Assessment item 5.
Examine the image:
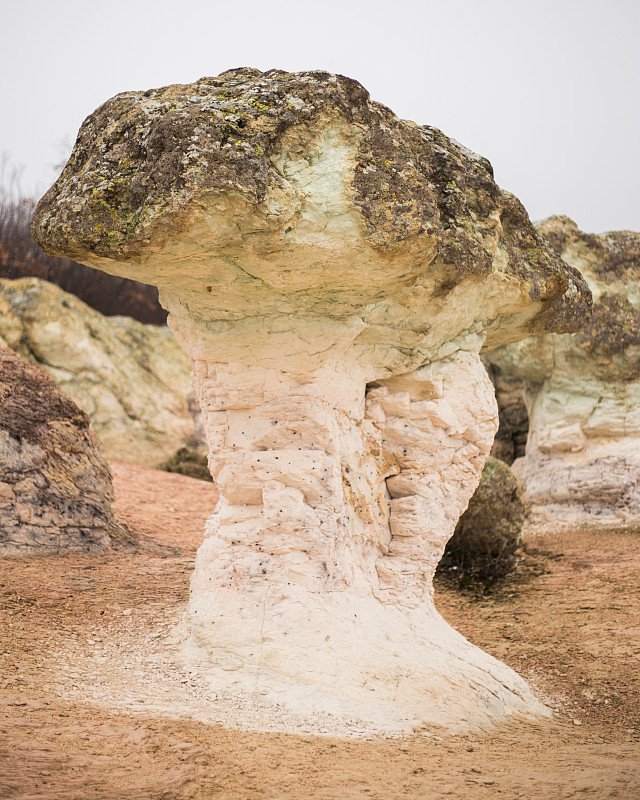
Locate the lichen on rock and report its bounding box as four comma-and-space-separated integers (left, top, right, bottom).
33, 69, 589, 346
32, 69, 591, 735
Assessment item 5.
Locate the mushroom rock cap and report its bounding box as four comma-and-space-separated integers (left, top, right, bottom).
490, 217, 640, 383
537, 216, 640, 380
32, 68, 590, 365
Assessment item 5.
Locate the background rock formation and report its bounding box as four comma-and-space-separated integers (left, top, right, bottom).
0, 277, 194, 466
32, 69, 590, 734
0, 347, 121, 555
159, 446, 212, 482
483, 361, 528, 465
487, 216, 640, 533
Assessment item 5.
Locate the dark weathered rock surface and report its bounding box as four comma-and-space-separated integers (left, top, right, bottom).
32, 69, 590, 348
0, 347, 121, 555
444, 457, 524, 580
159, 447, 212, 482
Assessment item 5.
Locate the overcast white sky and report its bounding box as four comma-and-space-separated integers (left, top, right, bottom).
1, 0, 638, 233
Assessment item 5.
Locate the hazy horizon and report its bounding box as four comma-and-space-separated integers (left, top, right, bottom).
2, 0, 638, 234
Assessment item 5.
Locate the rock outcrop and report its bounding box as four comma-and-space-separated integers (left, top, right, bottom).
0, 277, 194, 466
0, 347, 120, 555
443, 456, 524, 580
487, 216, 640, 534
32, 69, 590, 734
159, 446, 212, 482
489, 218, 640, 532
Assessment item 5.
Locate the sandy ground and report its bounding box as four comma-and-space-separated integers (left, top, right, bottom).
1, 460, 639, 799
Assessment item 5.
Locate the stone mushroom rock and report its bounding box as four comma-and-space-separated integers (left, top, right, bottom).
487, 215, 640, 534
0, 346, 121, 555
0, 276, 194, 466
31, 69, 590, 734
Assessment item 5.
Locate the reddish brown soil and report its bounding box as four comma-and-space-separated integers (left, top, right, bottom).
1, 461, 638, 799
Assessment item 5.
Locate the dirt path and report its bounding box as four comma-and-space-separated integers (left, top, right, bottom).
1, 461, 638, 799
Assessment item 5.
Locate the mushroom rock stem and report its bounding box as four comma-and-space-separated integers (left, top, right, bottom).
172, 308, 527, 729
369, 348, 498, 606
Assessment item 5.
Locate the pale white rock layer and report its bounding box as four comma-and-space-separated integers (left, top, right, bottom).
489, 337, 640, 534
31, 70, 590, 734
487, 217, 640, 534
175, 314, 543, 732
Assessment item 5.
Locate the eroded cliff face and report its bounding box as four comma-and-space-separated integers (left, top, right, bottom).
0, 347, 120, 555
31, 69, 590, 734
487, 216, 640, 533
0, 277, 193, 466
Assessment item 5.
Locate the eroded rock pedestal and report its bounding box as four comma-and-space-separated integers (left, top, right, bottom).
488, 217, 640, 534
180, 330, 511, 728
32, 69, 590, 733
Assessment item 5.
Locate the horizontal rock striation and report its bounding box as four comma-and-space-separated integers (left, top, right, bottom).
32, 69, 590, 734
487, 216, 640, 533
